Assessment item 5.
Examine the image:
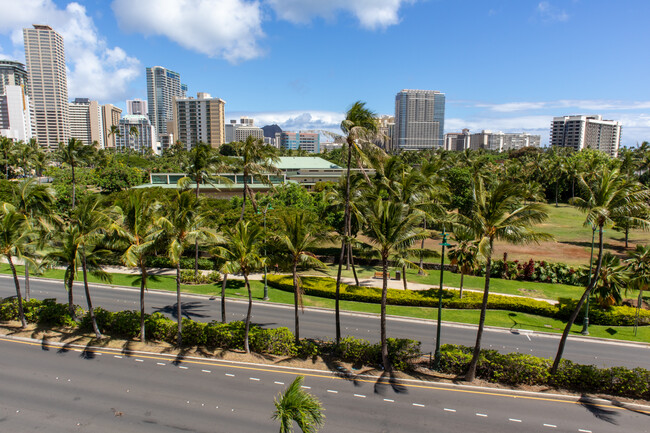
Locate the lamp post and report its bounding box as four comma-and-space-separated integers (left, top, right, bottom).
581, 225, 597, 335
258, 204, 273, 301
433, 226, 452, 370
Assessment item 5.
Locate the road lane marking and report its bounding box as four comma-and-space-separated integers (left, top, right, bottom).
179, 366, 188, 369
476, 413, 487, 417
274, 381, 284, 385
327, 390, 338, 393
202, 369, 211, 373
225, 373, 235, 377
509, 418, 522, 422
444, 408, 456, 412
578, 430, 592, 433
384, 399, 394, 403
157, 362, 166, 366
354, 394, 366, 398
250, 377, 260, 381
543, 424, 557, 428
135, 359, 143, 362
114, 355, 122, 359
301, 386, 311, 389
413, 403, 425, 407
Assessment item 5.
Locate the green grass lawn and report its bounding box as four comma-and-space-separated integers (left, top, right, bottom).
2, 264, 648, 343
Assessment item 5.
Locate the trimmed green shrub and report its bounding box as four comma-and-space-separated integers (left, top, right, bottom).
181, 319, 207, 346
180, 270, 221, 285
250, 327, 297, 356
145, 313, 176, 341
37, 299, 76, 327
146, 256, 216, 270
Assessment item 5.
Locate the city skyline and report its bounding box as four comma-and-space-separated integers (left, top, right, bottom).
0, 1, 649, 146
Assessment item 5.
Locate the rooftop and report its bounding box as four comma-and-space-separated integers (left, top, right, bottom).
276, 157, 341, 170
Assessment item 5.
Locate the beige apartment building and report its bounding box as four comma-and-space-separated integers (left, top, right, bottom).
172, 92, 225, 149
551, 115, 621, 157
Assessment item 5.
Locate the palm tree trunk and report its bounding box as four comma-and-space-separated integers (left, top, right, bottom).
7, 255, 26, 328
195, 184, 201, 278
459, 271, 465, 299
380, 253, 391, 372
466, 241, 493, 382
345, 241, 351, 270
625, 227, 629, 249
140, 264, 147, 342
176, 262, 182, 346
348, 242, 359, 286
292, 262, 300, 344
67, 271, 75, 320
221, 273, 228, 323
81, 253, 102, 339
555, 181, 559, 207
402, 264, 408, 290
419, 219, 426, 275
334, 238, 345, 344
24, 265, 30, 301
243, 272, 252, 354
239, 171, 248, 222
551, 227, 605, 374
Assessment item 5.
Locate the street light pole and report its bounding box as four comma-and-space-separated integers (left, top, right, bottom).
581, 225, 596, 335
433, 226, 452, 370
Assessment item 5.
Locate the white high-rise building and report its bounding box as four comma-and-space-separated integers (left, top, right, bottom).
117, 115, 155, 153
172, 92, 225, 149
23, 25, 69, 150
126, 98, 148, 116
551, 115, 621, 157
146, 66, 187, 138
0, 85, 33, 141
394, 89, 445, 150
68, 98, 104, 148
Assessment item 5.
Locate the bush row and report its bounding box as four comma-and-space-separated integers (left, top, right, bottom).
475, 259, 585, 286
439, 344, 650, 400
1, 298, 648, 399
267, 275, 650, 327
145, 256, 218, 271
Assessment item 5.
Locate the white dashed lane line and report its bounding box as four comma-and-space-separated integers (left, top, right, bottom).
178, 366, 188, 370
383, 399, 394, 403
114, 355, 122, 359
225, 373, 235, 377
543, 424, 557, 428
578, 430, 592, 433
443, 408, 456, 412
509, 419, 522, 423
476, 413, 488, 417
354, 394, 366, 398
301, 385, 311, 389
274, 381, 284, 385
412, 403, 425, 408
157, 362, 165, 366
135, 359, 143, 362
327, 390, 338, 394
250, 377, 260, 381
201, 369, 211, 373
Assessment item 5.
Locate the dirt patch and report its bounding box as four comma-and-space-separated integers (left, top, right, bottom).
1, 322, 647, 407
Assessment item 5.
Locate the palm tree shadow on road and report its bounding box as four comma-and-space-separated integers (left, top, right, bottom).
578, 395, 619, 425
153, 301, 209, 320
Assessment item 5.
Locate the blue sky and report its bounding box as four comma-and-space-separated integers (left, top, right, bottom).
1, 0, 649, 146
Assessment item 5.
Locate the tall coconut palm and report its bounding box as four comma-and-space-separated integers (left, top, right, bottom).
232, 136, 280, 221
157, 189, 212, 346
214, 220, 264, 353
0, 136, 16, 179
590, 252, 630, 307
626, 245, 650, 334
362, 199, 428, 371
111, 189, 162, 341
551, 169, 650, 373
57, 137, 91, 209
458, 177, 551, 382
107, 124, 121, 148
277, 213, 325, 343
129, 125, 139, 152
273, 376, 325, 433
335, 101, 378, 343
44, 224, 83, 319
448, 225, 479, 299
0, 204, 32, 327
71, 195, 112, 339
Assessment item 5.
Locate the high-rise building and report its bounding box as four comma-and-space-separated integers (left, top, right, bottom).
551, 115, 621, 157
393, 89, 445, 150
467, 130, 540, 152
375, 115, 395, 151
146, 66, 187, 138
444, 129, 470, 151
23, 25, 69, 150
126, 98, 148, 116
117, 114, 155, 153
0, 60, 29, 97
68, 98, 104, 147
0, 85, 33, 141
172, 92, 225, 149
101, 104, 122, 149
225, 117, 264, 143
279, 131, 321, 153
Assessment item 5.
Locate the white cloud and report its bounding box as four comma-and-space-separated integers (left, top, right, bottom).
476, 102, 548, 112
111, 0, 264, 63
536, 1, 569, 22
475, 99, 650, 113
266, 0, 415, 29
0, 1, 140, 102
227, 110, 344, 134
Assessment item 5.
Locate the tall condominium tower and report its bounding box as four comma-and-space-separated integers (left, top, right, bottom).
68, 98, 104, 148
146, 66, 187, 138
126, 98, 148, 116
23, 25, 69, 150
172, 92, 225, 149
393, 89, 445, 150
0, 60, 29, 96
551, 115, 621, 157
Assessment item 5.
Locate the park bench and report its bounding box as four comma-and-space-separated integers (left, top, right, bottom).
374, 271, 389, 279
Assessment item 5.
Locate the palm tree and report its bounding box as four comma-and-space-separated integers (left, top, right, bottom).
214, 220, 264, 353
626, 245, 650, 334
232, 136, 280, 221
362, 199, 427, 371
111, 189, 162, 341
277, 213, 325, 343
71, 195, 112, 339
335, 101, 378, 343
157, 189, 211, 346
591, 252, 630, 307
458, 177, 551, 382
551, 169, 650, 373
107, 124, 121, 149
0, 204, 32, 327
448, 225, 479, 299
0, 136, 16, 179
272, 376, 324, 433
45, 224, 83, 319
129, 125, 139, 152
57, 137, 91, 209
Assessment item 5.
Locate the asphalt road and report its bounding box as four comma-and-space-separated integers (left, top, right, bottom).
1, 274, 649, 369
0, 336, 648, 432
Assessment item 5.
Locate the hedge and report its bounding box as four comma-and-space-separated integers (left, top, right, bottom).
267, 275, 650, 327
1, 298, 648, 399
